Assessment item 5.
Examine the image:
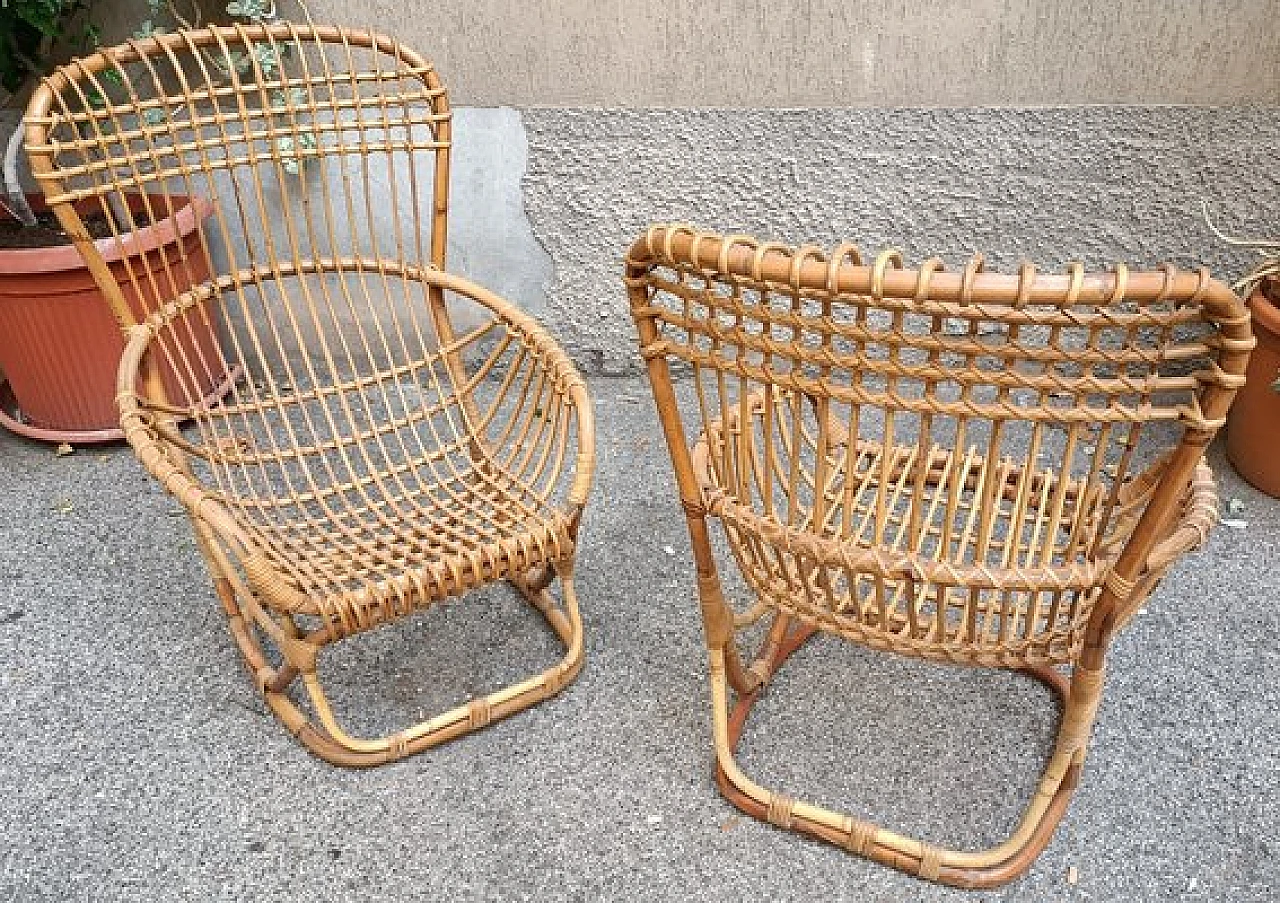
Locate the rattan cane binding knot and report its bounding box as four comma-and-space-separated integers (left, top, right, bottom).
766, 793, 796, 829
1103, 570, 1136, 599
467, 697, 493, 729
918, 845, 943, 881
843, 818, 876, 855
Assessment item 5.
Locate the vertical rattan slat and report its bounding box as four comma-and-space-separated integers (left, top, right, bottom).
22, 24, 594, 767
626, 224, 1252, 887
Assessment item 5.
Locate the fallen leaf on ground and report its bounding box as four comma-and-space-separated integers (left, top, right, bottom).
53, 498, 74, 514
54, 443, 74, 457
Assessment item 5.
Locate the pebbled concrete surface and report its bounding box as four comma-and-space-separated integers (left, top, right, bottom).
523, 106, 1280, 373
1, 377, 1277, 901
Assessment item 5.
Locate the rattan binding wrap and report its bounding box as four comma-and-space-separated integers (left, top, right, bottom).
23, 24, 595, 767
627, 224, 1252, 886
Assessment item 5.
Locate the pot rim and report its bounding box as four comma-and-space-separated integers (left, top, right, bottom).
0, 193, 213, 276
1248, 287, 1280, 339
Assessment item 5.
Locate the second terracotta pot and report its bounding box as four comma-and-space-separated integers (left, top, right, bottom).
1226, 287, 1280, 498
0, 193, 230, 443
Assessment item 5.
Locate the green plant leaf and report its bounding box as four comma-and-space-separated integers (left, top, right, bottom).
0, 0, 95, 89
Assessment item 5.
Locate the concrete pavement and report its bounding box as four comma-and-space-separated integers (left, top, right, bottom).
1, 376, 1276, 901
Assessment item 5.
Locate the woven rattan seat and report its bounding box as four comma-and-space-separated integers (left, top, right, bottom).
693, 397, 1217, 667
24, 24, 595, 767
627, 225, 1252, 886
244, 453, 575, 620
247, 470, 571, 597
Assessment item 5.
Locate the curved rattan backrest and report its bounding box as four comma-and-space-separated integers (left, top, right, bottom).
627, 226, 1251, 626
24, 23, 455, 403
23, 25, 586, 543
26, 23, 451, 314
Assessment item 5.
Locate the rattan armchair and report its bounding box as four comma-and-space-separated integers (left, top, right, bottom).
23, 24, 594, 767
626, 225, 1252, 887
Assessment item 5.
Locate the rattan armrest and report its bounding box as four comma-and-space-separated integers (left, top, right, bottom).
116, 264, 596, 530
114, 324, 251, 554
1108, 459, 1218, 630
1145, 459, 1218, 572
431, 268, 596, 515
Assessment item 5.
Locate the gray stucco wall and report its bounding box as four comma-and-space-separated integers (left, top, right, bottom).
11, 3, 1280, 377
521, 106, 1280, 373
445, 109, 554, 314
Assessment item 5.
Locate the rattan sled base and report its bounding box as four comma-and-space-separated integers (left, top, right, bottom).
708, 612, 1081, 889
210, 551, 583, 767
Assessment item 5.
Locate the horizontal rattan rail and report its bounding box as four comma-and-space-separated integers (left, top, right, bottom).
627, 223, 1252, 887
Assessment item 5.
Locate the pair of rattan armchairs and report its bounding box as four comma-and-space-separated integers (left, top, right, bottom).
23, 24, 1253, 889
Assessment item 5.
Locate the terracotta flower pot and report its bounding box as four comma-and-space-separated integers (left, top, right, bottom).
1226, 287, 1280, 498
0, 193, 232, 443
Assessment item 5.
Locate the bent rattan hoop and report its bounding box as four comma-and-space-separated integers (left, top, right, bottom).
23, 23, 595, 767
626, 224, 1252, 887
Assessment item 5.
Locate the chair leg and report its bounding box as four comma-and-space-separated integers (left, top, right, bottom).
210, 555, 584, 768
706, 632, 1105, 888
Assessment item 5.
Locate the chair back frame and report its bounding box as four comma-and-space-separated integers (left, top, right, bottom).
627, 225, 1253, 665
25, 23, 452, 332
